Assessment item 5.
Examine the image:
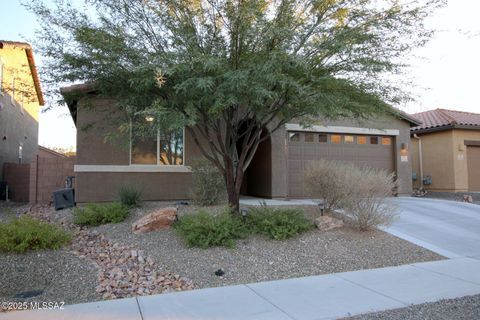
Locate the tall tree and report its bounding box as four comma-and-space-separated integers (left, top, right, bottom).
27, 0, 443, 211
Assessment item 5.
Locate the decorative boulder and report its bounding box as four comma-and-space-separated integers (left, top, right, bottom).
314, 216, 344, 231
132, 207, 177, 234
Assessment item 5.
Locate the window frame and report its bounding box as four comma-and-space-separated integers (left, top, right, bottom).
129, 119, 186, 166
330, 134, 342, 144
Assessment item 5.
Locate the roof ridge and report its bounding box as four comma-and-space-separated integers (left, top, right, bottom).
436, 108, 457, 125
438, 108, 479, 116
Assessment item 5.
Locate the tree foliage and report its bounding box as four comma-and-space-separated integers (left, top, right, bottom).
27, 0, 443, 210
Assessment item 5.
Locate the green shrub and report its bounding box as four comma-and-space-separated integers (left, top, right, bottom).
247, 205, 313, 240
191, 158, 226, 206
0, 216, 71, 253
174, 210, 248, 248
73, 203, 130, 226
118, 186, 142, 207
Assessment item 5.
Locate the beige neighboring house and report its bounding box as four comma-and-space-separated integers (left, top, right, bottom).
0, 40, 44, 181
411, 108, 480, 192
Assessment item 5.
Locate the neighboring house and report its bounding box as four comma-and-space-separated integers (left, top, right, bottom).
410, 108, 480, 192
0, 40, 44, 181
62, 84, 420, 202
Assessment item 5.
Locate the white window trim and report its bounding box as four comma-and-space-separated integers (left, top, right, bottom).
129, 119, 186, 166
285, 123, 399, 136
74, 165, 191, 173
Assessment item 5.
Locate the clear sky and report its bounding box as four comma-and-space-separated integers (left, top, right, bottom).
1, 0, 479, 149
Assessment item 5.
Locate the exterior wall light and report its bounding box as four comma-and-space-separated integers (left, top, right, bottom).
400, 142, 408, 156
318, 199, 325, 216
145, 116, 154, 122
240, 208, 249, 223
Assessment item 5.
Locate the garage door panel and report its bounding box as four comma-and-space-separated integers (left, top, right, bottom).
467, 146, 480, 191
288, 132, 395, 198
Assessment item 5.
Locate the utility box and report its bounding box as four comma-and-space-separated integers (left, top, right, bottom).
53, 188, 75, 210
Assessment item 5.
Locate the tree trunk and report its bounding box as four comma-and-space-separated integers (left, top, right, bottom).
224, 159, 244, 213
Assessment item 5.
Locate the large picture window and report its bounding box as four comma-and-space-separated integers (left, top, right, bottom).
131, 116, 184, 165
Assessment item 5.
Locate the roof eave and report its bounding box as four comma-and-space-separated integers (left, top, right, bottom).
60, 83, 97, 127
411, 124, 480, 135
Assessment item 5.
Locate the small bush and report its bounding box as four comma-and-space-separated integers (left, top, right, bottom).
0, 216, 71, 253
342, 166, 398, 231
306, 160, 398, 231
191, 158, 226, 206
304, 160, 349, 212
247, 204, 313, 240
73, 203, 130, 226
118, 186, 142, 207
174, 210, 248, 248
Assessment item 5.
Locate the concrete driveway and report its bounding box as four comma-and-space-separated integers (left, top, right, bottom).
385, 197, 480, 259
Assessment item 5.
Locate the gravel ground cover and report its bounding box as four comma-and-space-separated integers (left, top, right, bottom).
422, 191, 480, 204
0, 200, 445, 307
343, 294, 480, 320
93, 201, 445, 289
0, 249, 99, 305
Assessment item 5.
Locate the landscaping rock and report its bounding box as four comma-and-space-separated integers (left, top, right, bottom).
314, 215, 344, 231
131, 207, 177, 234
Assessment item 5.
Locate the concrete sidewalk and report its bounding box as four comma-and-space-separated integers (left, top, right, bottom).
3, 257, 480, 320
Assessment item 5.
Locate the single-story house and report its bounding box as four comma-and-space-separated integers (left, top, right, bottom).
411, 108, 480, 192
62, 84, 420, 202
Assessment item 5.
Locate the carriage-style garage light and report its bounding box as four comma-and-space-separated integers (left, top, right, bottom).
400, 142, 408, 156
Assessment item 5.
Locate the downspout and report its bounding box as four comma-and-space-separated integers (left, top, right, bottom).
413, 134, 423, 189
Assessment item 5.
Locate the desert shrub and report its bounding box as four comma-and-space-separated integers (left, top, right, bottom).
304, 159, 349, 212
0, 216, 71, 253
174, 210, 248, 248
191, 158, 226, 206
247, 204, 313, 240
73, 203, 130, 226
118, 186, 142, 207
341, 167, 398, 231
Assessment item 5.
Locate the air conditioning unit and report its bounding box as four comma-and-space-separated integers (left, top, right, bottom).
53, 188, 75, 210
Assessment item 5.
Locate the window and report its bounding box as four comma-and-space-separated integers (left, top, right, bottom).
370, 136, 379, 145
304, 132, 314, 142
289, 132, 300, 142
382, 137, 392, 145
318, 134, 328, 143
331, 134, 342, 144
357, 136, 367, 145
131, 116, 184, 165
344, 135, 354, 144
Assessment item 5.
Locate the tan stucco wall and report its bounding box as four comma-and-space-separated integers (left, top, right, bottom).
0, 45, 40, 121
411, 130, 455, 191
75, 96, 206, 202
411, 129, 480, 192
0, 44, 40, 180
452, 129, 480, 191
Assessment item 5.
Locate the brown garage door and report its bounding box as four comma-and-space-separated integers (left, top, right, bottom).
467, 146, 480, 191
287, 131, 395, 198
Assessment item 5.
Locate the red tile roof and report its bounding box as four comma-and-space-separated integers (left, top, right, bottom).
411, 108, 480, 132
